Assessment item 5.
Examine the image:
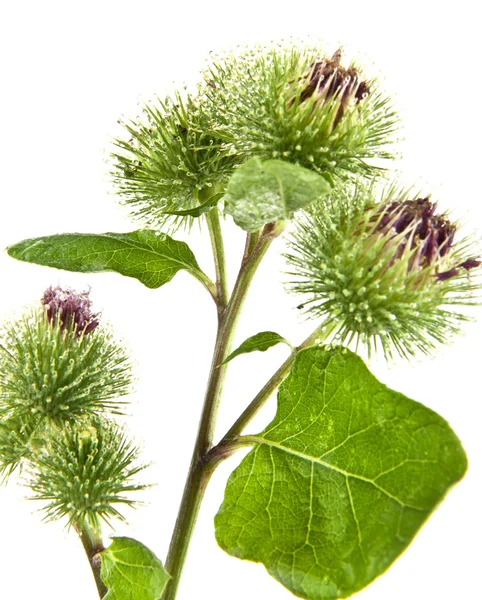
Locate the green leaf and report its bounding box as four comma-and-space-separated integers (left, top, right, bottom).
162, 192, 224, 217
100, 537, 170, 600
7, 230, 205, 289
221, 331, 292, 365
215, 347, 467, 600
224, 158, 333, 232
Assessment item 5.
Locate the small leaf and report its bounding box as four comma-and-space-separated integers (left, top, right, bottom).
221, 331, 292, 365
162, 192, 224, 217
215, 346, 467, 600
224, 158, 333, 232
7, 230, 205, 289
100, 537, 170, 600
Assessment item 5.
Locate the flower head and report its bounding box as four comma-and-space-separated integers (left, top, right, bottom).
0, 289, 132, 425
201, 42, 398, 181
373, 198, 454, 263
286, 183, 481, 359
28, 419, 148, 532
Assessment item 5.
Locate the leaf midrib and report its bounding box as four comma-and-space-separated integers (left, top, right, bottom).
242, 435, 428, 512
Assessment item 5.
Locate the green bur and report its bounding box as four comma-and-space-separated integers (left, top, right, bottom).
215, 346, 466, 599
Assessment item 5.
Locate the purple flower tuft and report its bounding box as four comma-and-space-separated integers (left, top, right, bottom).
299, 50, 370, 126
375, 198, 455, 263
374, 198, 480, 279
41, 286, 99, 336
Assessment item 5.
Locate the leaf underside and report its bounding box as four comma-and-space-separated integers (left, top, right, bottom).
215, 346, 467, 600
223, 158, 333, 232
7, 230, 203, 289
221, 331, 291, 365
100, 537, 170, 600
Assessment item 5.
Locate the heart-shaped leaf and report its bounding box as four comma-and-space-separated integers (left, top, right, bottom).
215, 346, 467, 600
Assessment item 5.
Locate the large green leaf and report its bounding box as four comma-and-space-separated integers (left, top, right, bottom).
7, 230, 205, 289
215, 347, 467, 600
224, 158, 332, 232
220, 331, 292, 365
100, 537, 170, 600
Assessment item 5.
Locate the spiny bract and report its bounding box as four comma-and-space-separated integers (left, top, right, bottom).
286, 182, 481, 359
0, 415, 44, 479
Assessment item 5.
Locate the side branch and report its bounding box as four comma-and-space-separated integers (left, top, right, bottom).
216, 324, 329, 446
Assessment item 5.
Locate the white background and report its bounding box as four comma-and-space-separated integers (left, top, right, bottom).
0, 2, 481, 599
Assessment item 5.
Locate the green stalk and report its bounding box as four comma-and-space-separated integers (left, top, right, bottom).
77, 523, 107, 599
205, 207, 229, 311
163, 223, 280, 600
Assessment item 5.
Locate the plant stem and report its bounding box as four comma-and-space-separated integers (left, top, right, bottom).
205, 207, 229, 311
163, 224, 280, 600
77, 524, 107, 599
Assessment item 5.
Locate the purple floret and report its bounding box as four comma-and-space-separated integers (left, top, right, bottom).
42, 286, 99, 336
374, 198, 480, 280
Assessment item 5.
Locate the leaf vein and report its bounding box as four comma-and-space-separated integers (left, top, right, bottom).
243, 435, 427, 511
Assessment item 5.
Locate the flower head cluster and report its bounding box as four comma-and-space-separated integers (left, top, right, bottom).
111, 42, 398, 230
29, 419, 147, 531
286, 183, 481, 358
0, 288, 132, 428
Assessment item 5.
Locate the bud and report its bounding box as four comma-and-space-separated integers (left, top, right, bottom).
0, 288, 133, 426
112, 91, 240, 230
286, 184, 481, 358
28, 419, 148, 532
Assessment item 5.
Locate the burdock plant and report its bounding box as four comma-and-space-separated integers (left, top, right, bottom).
1, 41, 480, 600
